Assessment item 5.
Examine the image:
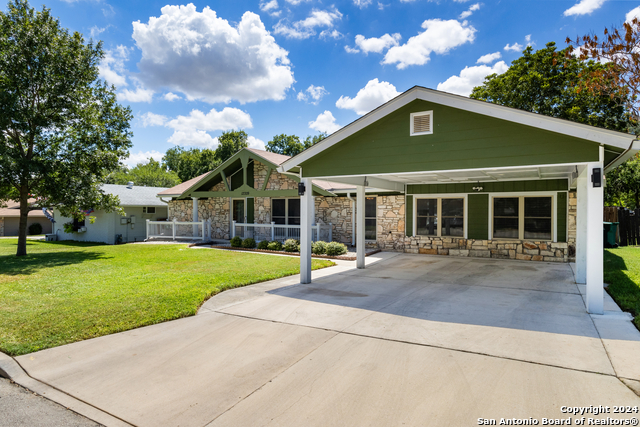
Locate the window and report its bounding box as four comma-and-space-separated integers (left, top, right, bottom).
72, 217, 85, 231
410, 111, 433, 136
416, 197, 464, 237
143, 207, 156, 214
365, 197, 376, 240
272, 198, 300, 225
492, 196, 552, 240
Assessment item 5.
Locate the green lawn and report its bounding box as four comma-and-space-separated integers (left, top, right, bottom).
604, 247, 640, 329
0, 240, 334, 356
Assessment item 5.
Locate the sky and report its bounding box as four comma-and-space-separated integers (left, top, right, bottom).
11, 0, 640, 166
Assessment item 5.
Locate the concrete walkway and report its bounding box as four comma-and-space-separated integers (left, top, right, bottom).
6, 253, 640, 426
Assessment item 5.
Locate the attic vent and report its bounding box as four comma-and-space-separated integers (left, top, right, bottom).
410, 111, 433, 136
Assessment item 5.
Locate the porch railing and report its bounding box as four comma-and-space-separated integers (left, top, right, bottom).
146, 219, 211, 241
231, 221, 332, 242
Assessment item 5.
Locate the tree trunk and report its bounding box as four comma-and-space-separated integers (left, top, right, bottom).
16, 186, 30, 256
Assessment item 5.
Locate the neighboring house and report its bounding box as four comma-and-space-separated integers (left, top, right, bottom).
0, 199, 52, 236
53, 184, 169, 244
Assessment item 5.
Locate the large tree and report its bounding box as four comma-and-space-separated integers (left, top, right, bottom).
106, 159, 181, 188
470, 42, 629, 132
214, 130, 248, 163
162, 146, 219, 182
605, 154, 640, 209
0, 0, 133, 256
266, 132, 326, 157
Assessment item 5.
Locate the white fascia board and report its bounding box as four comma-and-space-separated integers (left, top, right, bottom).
279, 87, 635, 173
604, 140, 640, 173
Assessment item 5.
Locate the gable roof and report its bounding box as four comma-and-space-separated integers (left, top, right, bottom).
101, 184, 169, 207
0, 199, 47, 218
280, 86, 638, 174
158, 148, 357, 198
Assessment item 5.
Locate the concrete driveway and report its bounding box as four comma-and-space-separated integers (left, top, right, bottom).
12, 252, 640, 427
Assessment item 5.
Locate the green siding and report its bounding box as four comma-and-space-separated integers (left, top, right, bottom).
246, 198, 254, 223
467, 194, 489, 240
301, 100, 600, 178
408, 179, 568, 195
405, 195, 413, 237
557, 192, 567, 243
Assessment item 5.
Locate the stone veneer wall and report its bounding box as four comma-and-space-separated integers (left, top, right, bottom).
375, 195, 406, 250
0, 217, 4, 236
567, 190, 577, 261
315, 197, 353, 245
167, 198, 230, 239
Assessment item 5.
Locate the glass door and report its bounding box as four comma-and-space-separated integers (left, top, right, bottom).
233, 199, 245, 238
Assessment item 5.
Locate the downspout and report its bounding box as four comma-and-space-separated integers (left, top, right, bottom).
346, 192, 356, 246
604, 138, 640, 173
158, 197, 171, 204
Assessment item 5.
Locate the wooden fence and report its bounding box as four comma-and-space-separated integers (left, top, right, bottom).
604, 206, 640, 246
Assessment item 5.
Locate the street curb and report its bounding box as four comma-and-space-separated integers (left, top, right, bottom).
0, 352, 133, 427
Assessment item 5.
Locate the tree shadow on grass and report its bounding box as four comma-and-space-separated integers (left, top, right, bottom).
604, 250, 640, 329
0, 241, 110, 276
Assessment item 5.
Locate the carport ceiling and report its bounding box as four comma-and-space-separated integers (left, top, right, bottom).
333, 164, 577, 185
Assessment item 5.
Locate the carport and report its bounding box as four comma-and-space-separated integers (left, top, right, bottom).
279, 86, 640, 314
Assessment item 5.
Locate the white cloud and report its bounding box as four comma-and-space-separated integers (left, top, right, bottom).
320, 29, 343, 39
336, 78, 400, 115
350, 33, 401, 54
383, 19, 476, 69
504, 34, 533, 52
132, 5, 294, 104
140, 112, 167, 127
626, 6, 640, 23
247, 136, 266, 150
99, 45, 130, 88
344, 45, 360, 54
459, 3, 480, 19
308, 111, 341, 134
260, 0, 278, 12
163, 92, 181, 102
165, 107, 253, 147
118, 86, 154, 103
284, 0, 310, 4
477, 51, 501, 64
297, 85, 329, 104
564, 0, 606, 16
504, 42, 523, 52
102, 4, 115, 17
436, 60, 509, 96
90, 25, 109, 39
125, 150, 166, 167
353, 0, 373, 8
274, 8, 342, 39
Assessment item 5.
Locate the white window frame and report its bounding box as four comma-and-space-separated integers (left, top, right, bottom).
271, 197, 300, 225
365, 196, 377, 242
143, 207, 156, 214
410, 111, 433, 136
413, 194, 467, 238
488, 192, 557, 242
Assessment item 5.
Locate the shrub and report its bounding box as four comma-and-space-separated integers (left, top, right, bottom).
28, 222, 43, 235
242, 238, 256, 248
267, 241, 282, 251
230, 236, 242, 247
325, 241, 348, 256
257, 240, 269, 250
283, 239, 299, 252
312, 241, 327, 255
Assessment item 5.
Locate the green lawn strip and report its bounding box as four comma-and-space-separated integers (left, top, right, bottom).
0, 240, 334, 356
604, 247, 640, 330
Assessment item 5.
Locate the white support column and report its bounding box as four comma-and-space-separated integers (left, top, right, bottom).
575, 166, 587, 284
356, 185, 365, 269
192, 197, 199, 238
586, 153, 604, 314
300, 178, 314, 284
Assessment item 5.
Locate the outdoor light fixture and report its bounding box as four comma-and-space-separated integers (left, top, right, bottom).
591, 168, 602, 188
298, 182, 306, 196
473, 186, 484, 192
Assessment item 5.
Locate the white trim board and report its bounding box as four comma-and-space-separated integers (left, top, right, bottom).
280, 86, 636, 173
